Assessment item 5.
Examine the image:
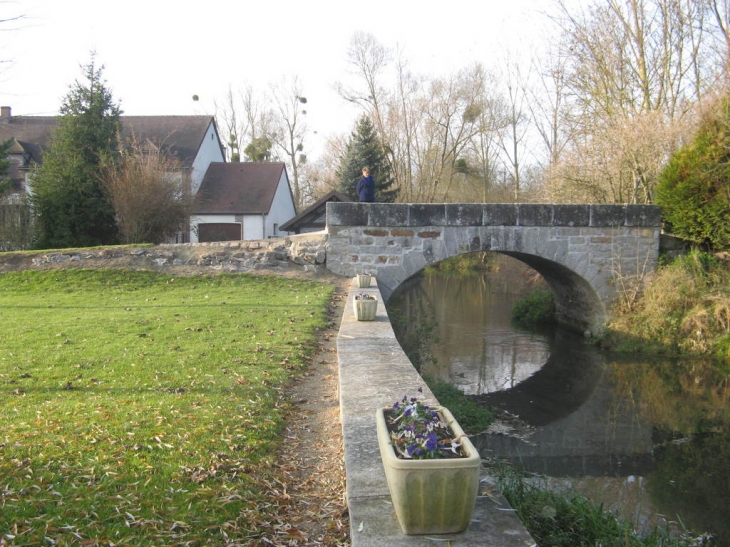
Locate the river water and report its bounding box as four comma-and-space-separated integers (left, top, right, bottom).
387, 258, 729, 545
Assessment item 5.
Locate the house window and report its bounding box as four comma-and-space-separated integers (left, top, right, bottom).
273, 223, 278, 235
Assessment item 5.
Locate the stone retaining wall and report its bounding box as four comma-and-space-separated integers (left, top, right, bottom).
0, 233, 330, 276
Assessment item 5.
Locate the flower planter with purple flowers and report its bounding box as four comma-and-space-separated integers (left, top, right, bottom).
376, 393, 481, 535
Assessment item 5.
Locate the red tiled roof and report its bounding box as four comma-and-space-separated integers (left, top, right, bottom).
193, 162, 287, 215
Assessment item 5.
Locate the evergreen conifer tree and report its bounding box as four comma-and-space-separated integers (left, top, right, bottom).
0, 139, 13, 196
337, 116, 398, 202
30, 56, 122, 248
656, 96, 730, 251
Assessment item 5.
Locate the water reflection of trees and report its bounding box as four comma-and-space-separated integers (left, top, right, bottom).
609, 357, 729, 544
609, 357, 729, 435
650, 430, 730, 546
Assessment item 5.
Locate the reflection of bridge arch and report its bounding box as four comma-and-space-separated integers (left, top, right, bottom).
470, 330, 655, 477
473, 329, 604, 426
326, 203, 661, 335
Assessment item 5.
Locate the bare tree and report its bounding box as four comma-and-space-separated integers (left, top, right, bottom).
270, 76, 310, 209
496, 59, 531, 200
214, 85, 277, 162
546, 0, 720, 204
103, 137, 192, 244
336, 32, 400, 191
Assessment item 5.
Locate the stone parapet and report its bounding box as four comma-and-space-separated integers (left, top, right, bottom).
327, 203, 662, 228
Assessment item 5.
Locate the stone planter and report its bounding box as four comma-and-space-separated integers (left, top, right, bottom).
375, 406, 481, 535
354, 297, 377, 321
357, 274, 372, 288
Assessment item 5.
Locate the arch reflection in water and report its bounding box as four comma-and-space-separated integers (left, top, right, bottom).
389, 265, 653, 476
389, 263, 727, 543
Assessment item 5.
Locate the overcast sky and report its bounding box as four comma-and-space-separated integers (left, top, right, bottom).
1, 0, 559, 159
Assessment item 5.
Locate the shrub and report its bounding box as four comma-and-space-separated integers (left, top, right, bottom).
512, 288, 555, 327
656, 96, 730, 251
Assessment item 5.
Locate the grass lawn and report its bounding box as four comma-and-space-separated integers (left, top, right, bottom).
0, 269, 334, 546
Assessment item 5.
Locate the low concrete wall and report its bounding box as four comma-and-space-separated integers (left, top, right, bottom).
337, 277, 535, 546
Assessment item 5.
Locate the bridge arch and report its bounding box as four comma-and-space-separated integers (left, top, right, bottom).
325, 203, 662, 335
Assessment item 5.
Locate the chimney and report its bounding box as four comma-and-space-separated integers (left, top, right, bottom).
0, 106, 11, 123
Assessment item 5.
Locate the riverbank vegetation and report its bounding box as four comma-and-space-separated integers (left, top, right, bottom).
490, 460, 714, 547
424, 375, 495, 434
511, 287, 556, 328
423, 251, 501, 274
0, 270, 333, 546
604, 250, 730, 362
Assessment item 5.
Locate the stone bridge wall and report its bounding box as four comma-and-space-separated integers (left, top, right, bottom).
325, 203, 662, 334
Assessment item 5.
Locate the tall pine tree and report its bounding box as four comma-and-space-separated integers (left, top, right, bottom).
337, 116, 398, 202
30, 56, 122, 248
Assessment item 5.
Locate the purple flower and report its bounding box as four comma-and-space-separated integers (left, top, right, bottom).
426, 433, 438, 451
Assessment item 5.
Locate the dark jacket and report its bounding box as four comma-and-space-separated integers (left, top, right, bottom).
356, 175, 375, 202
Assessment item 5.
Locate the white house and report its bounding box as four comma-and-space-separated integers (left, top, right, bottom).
191, 162, 295, 242
0, 108, 226, 204
118, 115, 226, 197
0, 107, 297, 243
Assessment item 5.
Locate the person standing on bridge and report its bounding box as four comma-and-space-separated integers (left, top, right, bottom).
356, 167, 375, 202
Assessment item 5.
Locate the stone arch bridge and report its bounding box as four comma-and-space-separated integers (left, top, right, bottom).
324, 202, 662, 335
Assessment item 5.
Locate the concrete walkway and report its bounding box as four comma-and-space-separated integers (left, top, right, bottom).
337, 278, 536, 547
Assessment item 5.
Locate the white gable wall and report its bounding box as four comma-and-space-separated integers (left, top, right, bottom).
190, 121, 225, 195
266, 169, 296, 237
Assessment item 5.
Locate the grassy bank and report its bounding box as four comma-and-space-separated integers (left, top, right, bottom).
489, 461, 713, 547
605, 250, 730, 361
0, 269, 333, 546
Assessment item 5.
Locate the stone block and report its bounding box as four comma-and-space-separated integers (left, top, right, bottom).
484, 203, 518, 225
591, 204, 626, 226
422, 240, 437, 263
326, 202, 369, 226
518, 204, 553, 226
369, 204, 409, 226
445, 204, 484, 226
408, 204, 447, 226
625, 204, 662, 227
363, 228, 389, 238
403, 251, 427, 274
553, 204, 590, 226
430, 239, 448, 263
